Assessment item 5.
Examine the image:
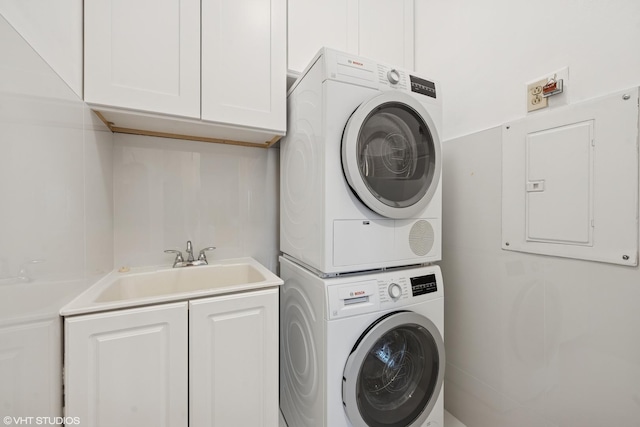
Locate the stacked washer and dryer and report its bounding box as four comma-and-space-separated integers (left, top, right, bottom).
279, 48, 445, 427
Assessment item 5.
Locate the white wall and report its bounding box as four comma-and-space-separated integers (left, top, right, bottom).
0, 14, 113, 416
0, 1, 83, 98
415, 0, 640, 141
415, 2, 640, 426
113, 134, 280, 273
442, 128, 640, 427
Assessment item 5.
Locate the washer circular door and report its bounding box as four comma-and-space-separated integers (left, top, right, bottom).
342, 91, 442, 219
342, 311, 445, 427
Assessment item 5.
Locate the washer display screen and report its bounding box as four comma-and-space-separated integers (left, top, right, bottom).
410, 75, 437, 98
410, 274, 437, 296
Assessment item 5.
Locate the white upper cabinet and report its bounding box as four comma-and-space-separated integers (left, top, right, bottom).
202, 0, 286, 132
288, 0, 414, 73
84, 0, 201, 118
84, 0, 286, 146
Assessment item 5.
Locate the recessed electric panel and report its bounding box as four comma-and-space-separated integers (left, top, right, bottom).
526, 121, 594, 245
502, 88, 639, 266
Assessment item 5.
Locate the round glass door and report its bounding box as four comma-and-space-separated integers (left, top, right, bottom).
342, 312, 445, 427
342, 91, 441, 219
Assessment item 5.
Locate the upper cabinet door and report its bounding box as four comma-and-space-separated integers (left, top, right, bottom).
288, 0, 414, 72
84, 0, 200, 118
201, 0, 286, 134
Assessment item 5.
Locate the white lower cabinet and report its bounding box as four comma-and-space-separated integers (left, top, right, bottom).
64, 288, 279, 427
189, 288, 279, 427
64, 302, 189, 426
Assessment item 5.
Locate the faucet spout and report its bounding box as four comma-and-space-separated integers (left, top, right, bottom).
185, 240, 195, 262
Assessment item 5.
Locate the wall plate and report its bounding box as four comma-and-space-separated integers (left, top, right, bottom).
503, 88, 639, 266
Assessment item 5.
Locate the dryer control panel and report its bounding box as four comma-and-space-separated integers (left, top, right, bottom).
377, 64, 409, 90
327, 265, 443, 319
375, 64, 437, 99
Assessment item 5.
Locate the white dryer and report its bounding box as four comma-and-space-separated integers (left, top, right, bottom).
279, 256, 445, 427
280, 48, 443, 275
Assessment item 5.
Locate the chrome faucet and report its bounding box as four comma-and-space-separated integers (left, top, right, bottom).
185, 240, 195, 262
165, 241, 216, 268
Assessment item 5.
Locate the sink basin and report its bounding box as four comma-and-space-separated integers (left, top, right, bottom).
96, 263, 266, 302
61, 257, 283, 316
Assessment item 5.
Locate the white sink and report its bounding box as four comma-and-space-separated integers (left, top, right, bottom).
61, 257, 282, 316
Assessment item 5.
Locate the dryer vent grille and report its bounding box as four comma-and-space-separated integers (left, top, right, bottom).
409, 220, 435, 256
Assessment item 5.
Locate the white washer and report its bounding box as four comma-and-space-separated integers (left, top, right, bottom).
281, 48, 443, 275
279, 256, 445, 427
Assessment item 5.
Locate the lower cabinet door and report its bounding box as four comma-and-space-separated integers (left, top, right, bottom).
189, 288, 279, 427
64, 302, 188, 427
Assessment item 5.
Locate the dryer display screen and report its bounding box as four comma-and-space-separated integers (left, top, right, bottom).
410, 274, 438, 296
410, 75, 436, 99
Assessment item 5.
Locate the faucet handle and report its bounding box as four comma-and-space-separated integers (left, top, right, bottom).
197, 247, 216, 262
164, 250, 184, 263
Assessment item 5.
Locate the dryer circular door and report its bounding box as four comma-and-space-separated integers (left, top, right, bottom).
341, 91, 442, 219
342, 311, 445, 427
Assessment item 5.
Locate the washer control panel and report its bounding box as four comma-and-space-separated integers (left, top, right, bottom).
378, 277, 410, 304
327, 265, 442, 319
377, 271, 439, 309
410, 274, 438, 296
387, 282, 403, 299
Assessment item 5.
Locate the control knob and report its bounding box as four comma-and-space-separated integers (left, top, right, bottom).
388, 283, 402, 300
387, 69, 400, 85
